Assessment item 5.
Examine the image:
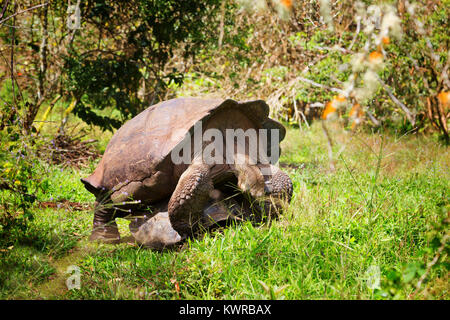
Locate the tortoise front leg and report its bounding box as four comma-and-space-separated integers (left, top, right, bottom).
256, 164, 293, 220
89, 200, 121, 244
168, 163, 214, 237
262, 165, 293, 202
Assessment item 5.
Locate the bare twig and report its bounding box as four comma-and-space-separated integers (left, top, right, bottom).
218, 0, 226, 48
38, 3, 48, 101
10, 2, 16, 107
377, 76, 416, 126
296, 76, 344, 94
0, 2, 48, 25
0, 0, 10, 21
313, 45, 353, 54
299, 110, 310, 129
347, 17, 361, 51
366, 110, 381, 127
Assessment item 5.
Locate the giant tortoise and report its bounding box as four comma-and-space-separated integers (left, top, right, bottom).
81, 98, 293, 243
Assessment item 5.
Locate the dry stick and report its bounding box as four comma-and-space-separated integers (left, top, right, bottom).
299, 110, 310, 129
292, 97, 301, 129
267, 74, 343, 120
10, 6, 15, 107
347, 17, 360, 51
425, 97, 439, 129
0, 2, 48, 25
366, 110, 381, 127
313, 45, 352, 54
377, 76, 416, 126
296, 75, 344, 94
218, 0, 226, 49
0, 0, 9, 21
38, 3, 48, 101
291, 91, 310, 129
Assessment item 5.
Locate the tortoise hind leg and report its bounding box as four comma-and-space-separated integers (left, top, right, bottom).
89, 200, 121, 244
168, 163, 214, 237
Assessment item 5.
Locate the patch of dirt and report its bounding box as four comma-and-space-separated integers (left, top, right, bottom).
38, 133, 100, 168
38, 200, 92, 211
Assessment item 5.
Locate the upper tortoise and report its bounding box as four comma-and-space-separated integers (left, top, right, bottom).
81, 98, 293, 243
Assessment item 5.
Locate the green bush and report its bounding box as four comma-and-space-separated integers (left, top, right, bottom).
0, 128, 43, 246
62, 0, 222, 130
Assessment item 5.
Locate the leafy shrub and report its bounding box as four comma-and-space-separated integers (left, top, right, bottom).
0, 127, 43, 246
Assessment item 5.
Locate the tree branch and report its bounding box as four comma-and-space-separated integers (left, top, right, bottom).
377, 76, 416, 126
0, 2, 48, 25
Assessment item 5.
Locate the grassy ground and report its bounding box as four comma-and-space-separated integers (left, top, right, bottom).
1, 122, 449, 300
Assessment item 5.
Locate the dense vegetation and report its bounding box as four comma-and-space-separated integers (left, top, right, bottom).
0, 0, 448, 300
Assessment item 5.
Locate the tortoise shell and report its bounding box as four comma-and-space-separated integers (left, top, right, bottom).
81, 97, 285, 202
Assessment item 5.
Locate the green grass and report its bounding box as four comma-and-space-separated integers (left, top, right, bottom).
1, 123, 449, 299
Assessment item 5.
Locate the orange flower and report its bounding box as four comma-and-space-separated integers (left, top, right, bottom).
382, 37, 390, 45
17, 72, 23, 76
349, 104, 364, 129
280, 0, 293, 9
349, 103, 360, 118
322, 95, 346, 120
437, 91, 449, 106
335, 94, 346, 103
369, 51, 383, 64
358, 108, 364, 118
322, 101, 337, 120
